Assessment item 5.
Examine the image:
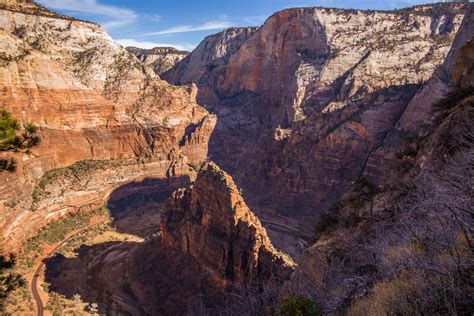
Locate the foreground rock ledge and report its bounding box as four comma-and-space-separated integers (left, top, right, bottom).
161, 161, 295, 292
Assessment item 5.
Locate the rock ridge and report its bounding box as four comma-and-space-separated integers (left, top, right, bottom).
161, 161, 295, 292
126, 46, 189, 75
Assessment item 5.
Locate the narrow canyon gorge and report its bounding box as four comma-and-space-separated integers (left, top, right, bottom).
0, 0, 472, 315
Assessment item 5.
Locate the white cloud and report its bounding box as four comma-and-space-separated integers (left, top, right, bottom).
115, 38, 196, 51
145, 20, 233, 36
36, 0, 138, 28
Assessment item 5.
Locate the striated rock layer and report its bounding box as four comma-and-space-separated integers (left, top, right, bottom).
283, 25, 474, 312
161, 161, 295, 292
0, 0, 216, 252
164, 3, 473, 250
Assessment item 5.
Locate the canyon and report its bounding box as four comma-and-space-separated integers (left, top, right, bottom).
164, 2, 472, 255
0, 0, 215, 252
0, 0, 472, 315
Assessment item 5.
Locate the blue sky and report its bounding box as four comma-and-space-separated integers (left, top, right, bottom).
37, 0, 440, 51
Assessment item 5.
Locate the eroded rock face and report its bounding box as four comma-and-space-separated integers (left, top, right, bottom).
452, 38, 474, 89
126, 46, 189, 76
0, 1, 215, 251
166, 4, 467, 123
161, 161, 295, 292
282, 29, 474, 312
163, 3, 472, 245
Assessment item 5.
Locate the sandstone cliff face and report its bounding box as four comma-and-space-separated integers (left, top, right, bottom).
161, 161, 295, 292
283, 31, 474, 313
164, 27, 258, 86
166, 4, 466, 123
163, 3, 472, 247
126, 46, 189, 76
0, 0, 215, 251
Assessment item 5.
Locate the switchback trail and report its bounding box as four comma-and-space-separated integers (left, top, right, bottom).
31, 220, 108, 316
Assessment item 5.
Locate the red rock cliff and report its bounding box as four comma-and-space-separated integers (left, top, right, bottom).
161, 161, 295, 292
163, 4, 472, 253
0, 0, 216, 251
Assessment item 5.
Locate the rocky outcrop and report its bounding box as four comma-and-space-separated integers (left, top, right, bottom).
163, 3, 472, 250
126, 46, 189, 75
161, 161, 295, 292
164, 27, 258, 86
0, 0, 90, 21
398, 4, 474, 129
0, 0, 214, 252
452, 37, 474, 89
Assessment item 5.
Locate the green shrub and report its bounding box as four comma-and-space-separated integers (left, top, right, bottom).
0, 109, 20, 150
279, 295, 322, 316
346, 177, 379, 209
314, 203, 341, 237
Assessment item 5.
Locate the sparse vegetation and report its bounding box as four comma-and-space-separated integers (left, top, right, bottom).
432, 88, 473, 158
20, 207, 109, 269
393, 132, 423, 172
279, 295, 322, 316
432, 87, 474, 121
31, 160, 116, 204
334, 83, 473, 315
0, 110, 39, 151
46, 292, 68, 316
346, 177, 379, 209
313, 177, 379, 239
0, 254, 26, 312
0, 109, 20, 150
0, 158, 16, 172
313, 203, 341, 237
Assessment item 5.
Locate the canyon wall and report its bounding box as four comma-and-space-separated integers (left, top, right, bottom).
0, 0, 216, 251
164, 3, 472, 247
283, 24, 474, 312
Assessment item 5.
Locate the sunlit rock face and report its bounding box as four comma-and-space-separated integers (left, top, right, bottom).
0, 0, 215, 251
283, 9, 474, 310
163, 3, 471, 244
126, 46, 189, 76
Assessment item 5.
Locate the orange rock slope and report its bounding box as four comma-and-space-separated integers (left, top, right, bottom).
0, 0, 216, 251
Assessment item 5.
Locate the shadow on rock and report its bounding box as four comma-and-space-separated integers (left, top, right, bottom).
106, 176, 190, 238
44, 242, 148, 315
